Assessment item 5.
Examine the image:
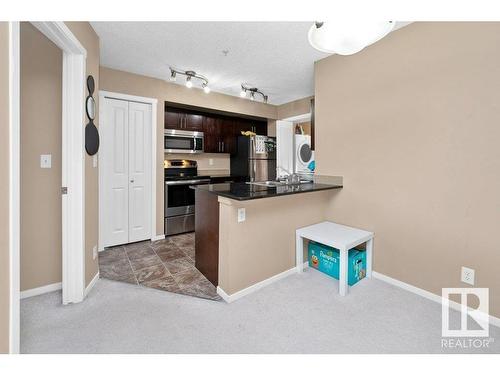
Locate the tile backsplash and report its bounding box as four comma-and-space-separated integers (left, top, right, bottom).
165, 153, 230, 172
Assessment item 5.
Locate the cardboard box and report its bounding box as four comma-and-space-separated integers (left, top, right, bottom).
308, 241, 366, 286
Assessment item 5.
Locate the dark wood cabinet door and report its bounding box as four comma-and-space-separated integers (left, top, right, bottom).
203, 116, 221, 153
238, 120, 267, 135
219, 118, 237, 154
234, 119, 252, 135
184, 113, 204, 131
253, 121, 268, 135
195, 190, 220, 286
165, 110, 182, 129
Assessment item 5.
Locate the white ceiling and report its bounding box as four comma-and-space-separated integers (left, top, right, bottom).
91, 22, 407, 105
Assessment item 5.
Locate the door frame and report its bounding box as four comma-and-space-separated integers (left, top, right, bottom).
8, 21, 87, 353
98, 90, 159, 251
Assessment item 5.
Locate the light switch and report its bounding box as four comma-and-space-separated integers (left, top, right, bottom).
40, 154, 52, 168
237, 208, 246, 223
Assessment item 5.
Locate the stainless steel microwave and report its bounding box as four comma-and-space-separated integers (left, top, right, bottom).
164, 129, 204, 154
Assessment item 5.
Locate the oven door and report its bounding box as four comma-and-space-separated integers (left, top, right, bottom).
164, 179, 210, 218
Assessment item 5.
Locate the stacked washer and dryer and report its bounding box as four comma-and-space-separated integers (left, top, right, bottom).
276, 119, 315, 181
294, 134, 314, 181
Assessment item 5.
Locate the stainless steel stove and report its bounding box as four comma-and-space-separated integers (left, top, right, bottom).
164, 160, 210, 236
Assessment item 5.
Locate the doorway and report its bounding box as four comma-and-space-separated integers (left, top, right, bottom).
9, 21, 87, 354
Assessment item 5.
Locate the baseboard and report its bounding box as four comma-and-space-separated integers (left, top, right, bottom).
152, 234, 165, 242
20, 282, 62, 299
85, 272, 100, 297
217, 267, 297, 303
372, 271, 500, 328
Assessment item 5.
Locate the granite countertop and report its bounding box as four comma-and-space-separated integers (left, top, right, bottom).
191, 182, 342, 201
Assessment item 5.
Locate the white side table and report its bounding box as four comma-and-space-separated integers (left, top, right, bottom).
296, 221, 374, 296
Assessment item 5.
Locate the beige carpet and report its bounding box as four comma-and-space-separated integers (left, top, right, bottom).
21, 269, 500, 353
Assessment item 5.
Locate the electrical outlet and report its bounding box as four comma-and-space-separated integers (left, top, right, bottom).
237, 208, 246, 223
209, 158, 214, 166
461, 266, 475, 285
93, 245, 98, 260
40, 154, 52, 168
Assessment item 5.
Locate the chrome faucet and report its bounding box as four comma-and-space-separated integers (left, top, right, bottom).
277, 167, 301, 185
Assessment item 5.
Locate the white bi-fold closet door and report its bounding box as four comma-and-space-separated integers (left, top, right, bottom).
102, 97, 152, 247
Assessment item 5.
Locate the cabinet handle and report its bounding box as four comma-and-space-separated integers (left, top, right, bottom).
222, 141, 225, 152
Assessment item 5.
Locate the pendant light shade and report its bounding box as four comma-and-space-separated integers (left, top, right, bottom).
308, 21, 395, 55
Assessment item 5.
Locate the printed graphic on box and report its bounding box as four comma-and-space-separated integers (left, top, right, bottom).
308, 241, 366, 286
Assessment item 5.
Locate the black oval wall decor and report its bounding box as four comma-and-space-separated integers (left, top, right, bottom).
87, 75, 95, 95
85, 75, 100, 156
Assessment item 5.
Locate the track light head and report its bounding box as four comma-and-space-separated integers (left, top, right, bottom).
185, 76, 193, 88
240, 84, 268, 103
170, 70, 176, 82
203, 82, 210, 94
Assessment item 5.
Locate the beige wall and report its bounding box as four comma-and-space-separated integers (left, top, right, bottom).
267, 119, 277, 137
20, 23, 63, 290
100, 67, 279, 236
315, 22, 500, 318
277, 95, 313, 120
65, 22, 100, 286
0, 21, 10, 354
18, 22, 100, 291
218, 191, 333, 294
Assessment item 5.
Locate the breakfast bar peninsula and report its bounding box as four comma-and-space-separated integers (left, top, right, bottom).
191, 177, 343, 302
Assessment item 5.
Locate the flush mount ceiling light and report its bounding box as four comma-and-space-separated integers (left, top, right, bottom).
240, 84, 268, 104
169, 68, 210, 93
308, 21, 395, 55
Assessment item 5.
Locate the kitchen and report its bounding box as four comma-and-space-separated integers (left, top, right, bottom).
98, 80, 333, 300
9, 16, 500, 357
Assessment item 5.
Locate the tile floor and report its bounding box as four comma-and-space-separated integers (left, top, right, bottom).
98, 232, 221, 301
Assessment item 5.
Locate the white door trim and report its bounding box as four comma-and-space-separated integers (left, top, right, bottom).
98, 90, 158, 251
8, 21, 20, 355
9, 21, 88, 353
31, 22, 88, 306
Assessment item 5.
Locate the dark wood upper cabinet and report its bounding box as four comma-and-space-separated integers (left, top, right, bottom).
165, 108, 203, 131
165, 104, 268, 154
219, 117, 236, 154
202, 116, 221, 153
183, 113, 204, 131
253, 121, 268, 136
165, 110, 182, 129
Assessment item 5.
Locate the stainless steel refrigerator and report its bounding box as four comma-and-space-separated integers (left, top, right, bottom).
230, 135, 276, 182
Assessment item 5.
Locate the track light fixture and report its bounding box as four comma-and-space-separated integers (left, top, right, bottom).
169, 68, 210, 93
240, 84, 268, 103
